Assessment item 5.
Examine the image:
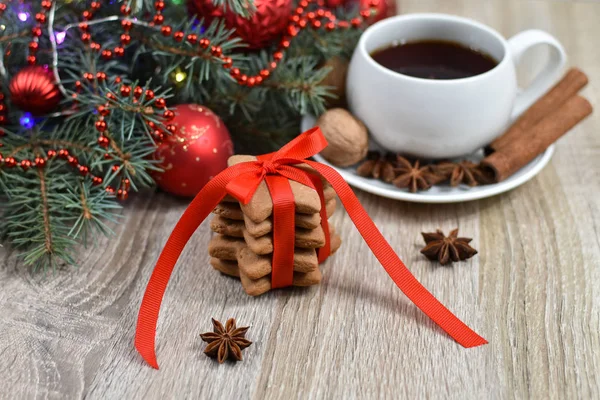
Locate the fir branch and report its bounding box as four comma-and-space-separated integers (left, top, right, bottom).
1, 161, 78, 271
265, 56, 334, 116
37, 168, 54, 257
63, 181, 121, 241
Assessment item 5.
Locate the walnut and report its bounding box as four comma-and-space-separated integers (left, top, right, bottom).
316, 108, 369, 167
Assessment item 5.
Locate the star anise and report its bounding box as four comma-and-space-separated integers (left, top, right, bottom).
356, 151, 396, 183
392, 156, 440, 192
433, 161, 493, 187
420, 229, 478, 265
200, 318, 252, 363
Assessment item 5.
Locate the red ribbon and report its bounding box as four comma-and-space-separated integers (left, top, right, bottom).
135, 127, 487, 369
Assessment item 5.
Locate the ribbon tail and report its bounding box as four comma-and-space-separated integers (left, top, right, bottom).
306, 161, 487, 348
134, 168, 245, 369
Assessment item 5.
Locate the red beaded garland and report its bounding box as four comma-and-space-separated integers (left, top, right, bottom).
133, 86, 144, 98
120, 85, 131, 97
153, 14, 164, 24
95, 120, 107, 132
161, 25, 172, 36
187, 34, 197, 44
98, 136, 110, 147
34, 157, 46, 168
163, 110, 175, 120
4, 157, 16, 168
20, 159, 32, 170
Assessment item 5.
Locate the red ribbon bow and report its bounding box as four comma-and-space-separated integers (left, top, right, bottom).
135, 127, 487, 369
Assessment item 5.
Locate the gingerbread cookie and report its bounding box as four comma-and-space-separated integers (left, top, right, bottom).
238, 247, 318, 280
210, 258, 240, 277
239, 234, 342, 279
209, 234, 342, 295
240, 268, 323, 296
243, 224, 337, 255
211, 200, 336, 239
210, 216, 244, 238
212, 202, 245, 220
208, 235, 246, 260
243, 198, 337, 237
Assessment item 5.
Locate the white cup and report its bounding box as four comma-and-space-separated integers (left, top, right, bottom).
346, 13, 567, 159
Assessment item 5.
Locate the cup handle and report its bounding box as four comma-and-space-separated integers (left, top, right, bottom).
508, 29, 567, 119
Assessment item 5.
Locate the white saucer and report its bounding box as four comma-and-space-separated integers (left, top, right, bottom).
301, 115, 554, 204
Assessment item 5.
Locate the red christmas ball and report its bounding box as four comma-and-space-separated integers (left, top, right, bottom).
225, 0, 292, 49
225, 0, 292, 48
9, 66, 61, 115
153, 104, 234, 197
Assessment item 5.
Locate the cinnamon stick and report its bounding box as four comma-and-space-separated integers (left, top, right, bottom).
488, 68, 589, 152
481, 95, 592, 182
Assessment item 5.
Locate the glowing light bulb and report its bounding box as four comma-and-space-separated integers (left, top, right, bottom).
174, 71, 187, 82
55, 31, 66, 44
18, 12, 29, 22
20, 113, 35, 129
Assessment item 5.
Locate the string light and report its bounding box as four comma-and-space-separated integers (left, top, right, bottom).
174, 70, 186, 83
19, 112, 35, 129
55, 31, 66, 44
18, 12, 29, 21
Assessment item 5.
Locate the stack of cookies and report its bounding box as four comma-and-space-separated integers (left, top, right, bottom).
208, 156, 341, 296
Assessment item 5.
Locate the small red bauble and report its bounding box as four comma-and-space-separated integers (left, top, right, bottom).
4, 157, 16, 168
9, 66, 61, 115
95, 120, 107, 132
153, 104, 233, 197
34, 157, 46, 168
224, 0, 292, 48
98, 135, 110, 147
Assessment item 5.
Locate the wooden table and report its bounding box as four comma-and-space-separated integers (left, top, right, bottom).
1, 0, 599, 398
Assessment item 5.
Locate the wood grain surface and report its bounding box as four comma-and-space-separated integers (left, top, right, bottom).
1, 1, 599, 399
